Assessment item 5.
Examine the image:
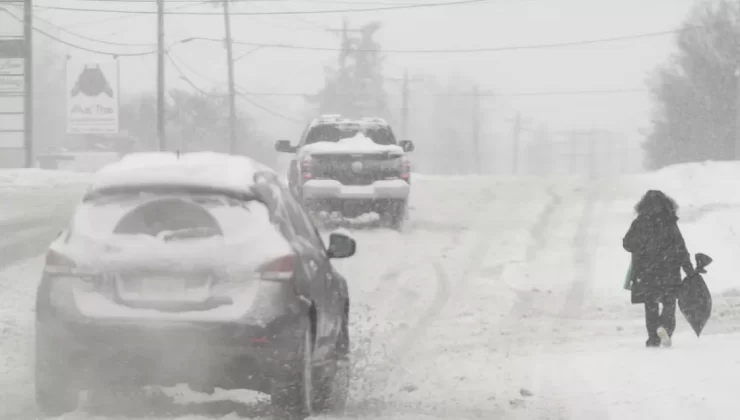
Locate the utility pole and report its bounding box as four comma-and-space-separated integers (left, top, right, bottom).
401, 70, 409, 139
23, 0, 33, 167
511, 112, 521, 175
736, 68, 740, 159
386, 70, 422, 139
156, 0, 166, 151
505, 113, 533, 175
588, 129, 598, 179
472, 85, 480, 174
222, 0, 237, 154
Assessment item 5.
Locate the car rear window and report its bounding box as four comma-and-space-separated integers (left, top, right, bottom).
305, 123, 397, 146
71, 190, 270, 241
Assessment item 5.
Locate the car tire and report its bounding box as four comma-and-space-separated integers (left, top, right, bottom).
270, 320, 315, 420
313, 315, 351, 413
35, 331, 79, 416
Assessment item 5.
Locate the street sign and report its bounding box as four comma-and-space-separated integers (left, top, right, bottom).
66, 60, 119, 134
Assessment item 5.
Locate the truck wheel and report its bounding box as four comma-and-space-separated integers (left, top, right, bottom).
381, 200, 407, 230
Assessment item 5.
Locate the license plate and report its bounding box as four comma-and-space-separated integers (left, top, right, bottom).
140, 277, 185, 296
340, 186, 374, 196
117, 276, 201, 301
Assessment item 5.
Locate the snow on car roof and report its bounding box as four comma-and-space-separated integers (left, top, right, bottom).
89, 151, 275, 195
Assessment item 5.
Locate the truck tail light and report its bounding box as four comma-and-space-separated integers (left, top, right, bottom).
301, 156, 313, 180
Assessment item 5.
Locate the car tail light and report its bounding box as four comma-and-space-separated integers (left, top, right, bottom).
45, 249, 77, 274
257, 255, 296, 281
400, 156, 410, 181
301, 156, 313, 180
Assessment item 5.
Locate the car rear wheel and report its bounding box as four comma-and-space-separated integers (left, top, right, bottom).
270, 322, 315, 420
35, 332, 79, 416
271, 316, 351, 419
313, 316, 351, 413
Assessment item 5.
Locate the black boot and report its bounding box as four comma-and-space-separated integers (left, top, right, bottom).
646, 336, 660, 348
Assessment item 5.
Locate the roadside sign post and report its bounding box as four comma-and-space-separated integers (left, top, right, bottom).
65, 59, 120, 135
0, 0, 28, 167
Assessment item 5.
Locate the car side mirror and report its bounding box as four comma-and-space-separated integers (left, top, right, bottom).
275, 140, 296, 153
327, 231, 356, 259
399, 140, 415, 152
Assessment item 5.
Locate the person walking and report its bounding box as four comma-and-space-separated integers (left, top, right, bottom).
623, 190, 694, 348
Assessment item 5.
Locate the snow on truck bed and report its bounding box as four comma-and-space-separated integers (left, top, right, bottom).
300, 133, 405, 155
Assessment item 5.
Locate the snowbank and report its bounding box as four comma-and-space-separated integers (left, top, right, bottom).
0, 169, 90, 190
54, 151, 121, 173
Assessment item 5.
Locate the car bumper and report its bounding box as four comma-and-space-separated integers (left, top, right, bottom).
36, 314, 303, 392
301, 179, 409, 200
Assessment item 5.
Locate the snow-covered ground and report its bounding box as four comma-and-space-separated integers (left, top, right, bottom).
1, 163, 740, 419
0, 169, 89, 223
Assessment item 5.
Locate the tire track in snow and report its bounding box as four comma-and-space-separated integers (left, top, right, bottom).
559, 184, 601, 319
522, 182, 607, 418
509, 187, 562, 318
354, 186, 501, 401
374, 183, 560, 399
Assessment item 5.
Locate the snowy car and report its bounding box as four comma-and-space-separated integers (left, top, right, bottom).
275, 115, 415, 229
34, 151, 356, 419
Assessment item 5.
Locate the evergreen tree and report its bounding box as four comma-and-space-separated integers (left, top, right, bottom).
646, 0, 740, 168
309, 21, 389, 119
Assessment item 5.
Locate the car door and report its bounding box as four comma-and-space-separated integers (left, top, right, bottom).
278, 184, 337, 361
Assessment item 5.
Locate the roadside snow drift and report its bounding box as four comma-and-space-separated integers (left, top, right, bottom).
0, 169, 90, 190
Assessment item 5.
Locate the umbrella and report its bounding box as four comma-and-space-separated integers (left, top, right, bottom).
678, 253, 713, 337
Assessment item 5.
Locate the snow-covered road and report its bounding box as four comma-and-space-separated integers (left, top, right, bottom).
1, 166, 740, 420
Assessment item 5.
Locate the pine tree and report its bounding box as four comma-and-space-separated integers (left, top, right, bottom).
309, 21, 389, 119
646, 0, 740, 168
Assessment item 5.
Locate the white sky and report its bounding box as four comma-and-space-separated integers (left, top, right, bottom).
3, 0, 699, 142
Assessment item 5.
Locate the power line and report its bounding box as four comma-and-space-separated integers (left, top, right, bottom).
166, 52, 305, 124
169, 26, 684, 56
2, 8, 214, 57
166, 53, 214, 96
34, 0, 487, 15
235, 88, 648, 97
20, 6, 688, 55
235, 89, 305, 123
447, 88, 648, 97
36, 28, 157, 56
51, 0, 207, 29
0, 8, 159, 56
225, 28, 683, 53
32, 10, 157, 47
69, 0, 431, 4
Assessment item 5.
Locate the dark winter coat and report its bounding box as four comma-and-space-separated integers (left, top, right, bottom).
623, 213, 693, 304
